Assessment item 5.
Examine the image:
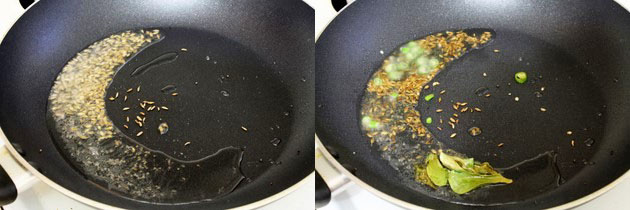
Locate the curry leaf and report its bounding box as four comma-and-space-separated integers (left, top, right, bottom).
415, 165, 437, 189
426, 154, 448, 186
439, 152, 465, 171
447, 170, 513, 194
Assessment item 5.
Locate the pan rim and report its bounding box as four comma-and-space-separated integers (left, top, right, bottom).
0, 126, 314, 209
315, 0, 630, 208
315, 133, 630, 209
0, 1, 314, 208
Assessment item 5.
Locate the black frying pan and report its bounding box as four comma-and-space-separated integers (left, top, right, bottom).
0, 0, 313, 209
316, 0, 630, 208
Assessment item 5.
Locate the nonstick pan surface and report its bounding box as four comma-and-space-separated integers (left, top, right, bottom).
316, 0, 630, 208
0, 0, 314, 209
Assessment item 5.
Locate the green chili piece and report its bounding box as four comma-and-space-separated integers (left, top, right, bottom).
515, 72, 527, 84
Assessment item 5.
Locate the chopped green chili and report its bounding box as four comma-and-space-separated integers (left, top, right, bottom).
361, 116, 371, 126
515, 72, 527, 84
368, 121, 379, 129
425, 117, 433, 124
424, 93, 435, 101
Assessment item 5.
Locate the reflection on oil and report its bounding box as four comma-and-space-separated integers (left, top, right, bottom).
47, 29, 244, 203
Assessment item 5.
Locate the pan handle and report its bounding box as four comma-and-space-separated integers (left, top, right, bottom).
18, 0, 36, 9
314, 143, 351, 208
315, 172, 331, 208
0, 164, 17, 206
0, 130, 18, 205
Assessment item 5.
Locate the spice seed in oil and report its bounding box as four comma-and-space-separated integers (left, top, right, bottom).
450, 133, 457, 138
136, 131, 143, 136
122, 107, 130, 111
158, 122, 169, 135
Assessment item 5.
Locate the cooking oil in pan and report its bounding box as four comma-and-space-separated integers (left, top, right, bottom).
360, 29, 497, 194
160, 84, 177, 94
360, 28, 605, 204
453, 151, 565, 204
47, 29, 246, 203
131, 52, 179, 77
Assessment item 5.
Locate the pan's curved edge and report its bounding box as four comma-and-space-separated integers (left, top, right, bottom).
314, 0, 630, 209
0, 125, 315, 209
0, 1, 315, 209
550, 172, 630, 209
0, 2, 124, 209
0, 128, 124, 210
0, 1, 122, 209
313, 0, 426, 208
315, 135, 426, 210
316, 134, 630, 209
232, 173, 315, 210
